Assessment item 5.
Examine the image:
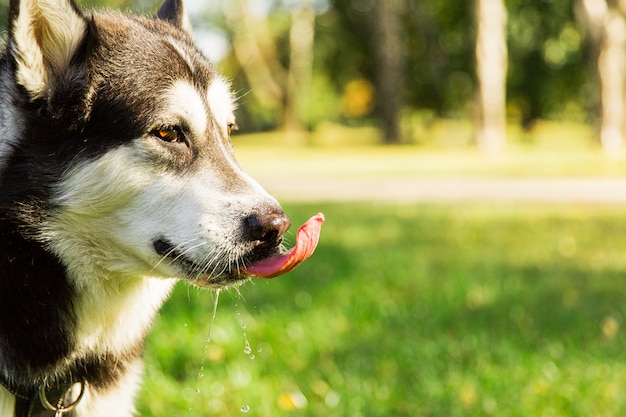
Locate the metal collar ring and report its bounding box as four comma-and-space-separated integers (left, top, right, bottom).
38, 380, 85, 414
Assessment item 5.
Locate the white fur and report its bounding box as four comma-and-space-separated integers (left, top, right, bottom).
75, 359, 145, 417
72, 277, 176, 358
168, 80, 208, 135
207, 77, 237, 136
13, 0, 87, 98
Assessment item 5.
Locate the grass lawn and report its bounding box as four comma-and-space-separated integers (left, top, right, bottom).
139, 202, 626, 417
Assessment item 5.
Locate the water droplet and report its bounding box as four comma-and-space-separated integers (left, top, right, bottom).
241, 323, 247, 329
242, 332, 252, 355
240, 405, 250, 413
257, 347, 262, 353
195, 389, 201, 394
249, 355, 255, 360
198, 372, 204, 379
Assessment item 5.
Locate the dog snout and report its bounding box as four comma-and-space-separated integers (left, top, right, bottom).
244, 208, 291, 247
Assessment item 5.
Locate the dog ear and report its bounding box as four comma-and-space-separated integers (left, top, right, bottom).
9, 0, 88, 100
156, 0, 192, 35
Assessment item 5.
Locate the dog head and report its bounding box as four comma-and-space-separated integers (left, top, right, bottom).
1, 0, 291, 288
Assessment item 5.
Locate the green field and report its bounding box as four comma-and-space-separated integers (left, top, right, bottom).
139, 202, 626, 417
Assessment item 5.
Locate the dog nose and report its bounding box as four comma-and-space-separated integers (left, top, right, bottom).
244, 209, 291, 246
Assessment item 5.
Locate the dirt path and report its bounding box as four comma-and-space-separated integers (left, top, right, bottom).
235, 147, 626, 203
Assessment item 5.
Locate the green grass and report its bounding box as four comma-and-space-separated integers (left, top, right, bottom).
139, 203, 626, 417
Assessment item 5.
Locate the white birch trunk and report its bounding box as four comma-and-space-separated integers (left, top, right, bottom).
285, 1, 315, 132
598, 8, 626, 154
475, 0, 508, 152
221, 1, 285, 112
581, 0, 626, 155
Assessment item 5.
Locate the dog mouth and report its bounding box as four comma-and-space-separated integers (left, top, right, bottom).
152, 213, 325, 287
243, 213, 325, 278
152, 238, 269, 287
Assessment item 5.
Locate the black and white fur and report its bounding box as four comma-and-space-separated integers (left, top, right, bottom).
0, 0, 291, 415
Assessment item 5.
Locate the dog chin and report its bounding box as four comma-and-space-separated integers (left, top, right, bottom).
188, 272, 249, 289
152, 238, 265, 288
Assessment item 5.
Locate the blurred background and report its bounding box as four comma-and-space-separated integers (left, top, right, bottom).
7, 0, 626, 415
4, 0, 624, 149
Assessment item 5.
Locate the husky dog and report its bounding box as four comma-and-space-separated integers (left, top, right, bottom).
0, 0, 296, 415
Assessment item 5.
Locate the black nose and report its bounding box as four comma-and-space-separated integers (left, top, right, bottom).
244, 208, 291, 246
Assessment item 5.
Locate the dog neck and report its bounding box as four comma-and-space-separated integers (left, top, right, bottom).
0, 218, 76, 391
0, 218, 175, 393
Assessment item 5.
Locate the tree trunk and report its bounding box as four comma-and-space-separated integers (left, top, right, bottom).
599, 8, 626, 154
221, 1, 285, 117
474, 0, 507, 152
285, 1, 315, 132
580, 0, 626, 155
372, 0, 404, 144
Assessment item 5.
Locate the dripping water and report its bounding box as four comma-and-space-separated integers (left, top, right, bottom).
207, 288, 221, 343
237, 306, 258, 360
188, 289, 221, 412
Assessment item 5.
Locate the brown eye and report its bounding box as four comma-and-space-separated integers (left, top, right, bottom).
227, 123, 238, 136
153, 127, 184, 144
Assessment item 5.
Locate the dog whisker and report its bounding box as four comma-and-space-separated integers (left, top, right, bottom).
191, 246, 230, 282
170, 240, 209, 264
150, 237, 203, 272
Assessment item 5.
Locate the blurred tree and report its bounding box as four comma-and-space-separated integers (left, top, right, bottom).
0, 0, 614, 149
285, 0, 316, 132
216, 0, 321, 134
409, 1, 474, 116
318, 0, 474, 140
475, 0, 507, 152
186, 0, 476, 137
315, 0, 374, 106
317, 0, 590, 145
580, 0, 626, 154
505, 0, 587, 128
220, 0, 287, 129
371, 0, 404, 144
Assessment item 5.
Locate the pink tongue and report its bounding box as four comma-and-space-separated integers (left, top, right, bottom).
245, 213, 325, 279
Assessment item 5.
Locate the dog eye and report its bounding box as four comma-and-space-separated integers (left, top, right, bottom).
227, 123, 238, 136
152, 127, 184, 144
